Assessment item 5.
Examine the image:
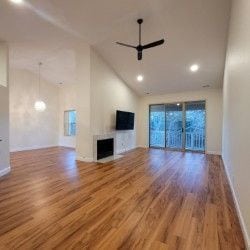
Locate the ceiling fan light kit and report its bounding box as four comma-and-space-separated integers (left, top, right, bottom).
116, 19, 165, 61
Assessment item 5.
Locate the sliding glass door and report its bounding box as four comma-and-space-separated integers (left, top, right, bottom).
185, 101, 206, 151
149, 104, 165, 147
149, 101, 206, 152
165, 103, 183, 150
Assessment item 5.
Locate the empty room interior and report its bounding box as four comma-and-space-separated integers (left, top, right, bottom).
0, 0, 250, 249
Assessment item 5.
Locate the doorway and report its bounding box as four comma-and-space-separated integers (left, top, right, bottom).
149, 101, 206, 152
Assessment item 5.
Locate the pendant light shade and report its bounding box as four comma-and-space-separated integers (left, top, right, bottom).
34, 62, 46, 112
34, 100, 46, 111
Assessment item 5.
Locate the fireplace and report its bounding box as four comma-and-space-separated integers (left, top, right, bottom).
97, 138, 114, 160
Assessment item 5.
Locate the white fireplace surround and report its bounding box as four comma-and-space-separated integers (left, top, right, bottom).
93, 133, 117, 162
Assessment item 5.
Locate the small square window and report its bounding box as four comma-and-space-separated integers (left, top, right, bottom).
64, 110, 76, 136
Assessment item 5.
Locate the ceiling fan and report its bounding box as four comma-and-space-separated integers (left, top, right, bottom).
116, 19, 165, 61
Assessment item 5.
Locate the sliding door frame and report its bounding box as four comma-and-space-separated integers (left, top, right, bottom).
182, 102, 186, 151
149, 100, 206, 153
149, 104, 166, 149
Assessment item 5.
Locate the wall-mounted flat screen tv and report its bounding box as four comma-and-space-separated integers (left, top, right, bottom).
116, 110, 135, 130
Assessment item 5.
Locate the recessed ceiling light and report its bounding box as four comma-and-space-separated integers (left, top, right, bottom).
10, 0, 23, 4
190, 64, 199, 72
137, 75, 144, 82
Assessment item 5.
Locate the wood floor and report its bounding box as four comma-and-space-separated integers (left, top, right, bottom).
0, 147, 245, 249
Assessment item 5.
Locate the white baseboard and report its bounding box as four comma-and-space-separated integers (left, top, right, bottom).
206, 150, 222, 155
10, 144, 59, 152
222, 156, 250, 249
137, 145, 148, 148
59, 144, 76, 149
0, 166, 11, 178
76, 156, 93, 162
58, 142, 76, 148
116, 149, 128, 154
116, 146, 137, 155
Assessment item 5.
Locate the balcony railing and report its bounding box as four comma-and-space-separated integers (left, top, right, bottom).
150, 130, 205, 151
185, 131, 205, 150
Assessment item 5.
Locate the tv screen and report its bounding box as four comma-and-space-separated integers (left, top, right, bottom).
116, 110, 135, 130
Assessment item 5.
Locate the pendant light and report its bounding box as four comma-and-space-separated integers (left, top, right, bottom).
34, 62, 46, 112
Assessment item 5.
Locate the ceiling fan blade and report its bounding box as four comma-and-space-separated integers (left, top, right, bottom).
116, 42, 136, 49
142, 39, 165, 50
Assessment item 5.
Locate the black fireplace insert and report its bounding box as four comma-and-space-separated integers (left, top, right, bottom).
97, 138, 114, 160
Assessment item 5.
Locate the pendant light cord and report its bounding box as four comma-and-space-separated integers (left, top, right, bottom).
38, 62, 42, 100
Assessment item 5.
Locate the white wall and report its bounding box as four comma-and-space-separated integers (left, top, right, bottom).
0, 86, 10, 176
90, 50, 138, 154
222, 0, 250, 247
9, 68, 59, 151
58, 84, 77, 148
138, 89, 223, 154
0, 42, 10, 177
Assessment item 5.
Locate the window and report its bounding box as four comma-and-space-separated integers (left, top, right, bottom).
64, 110, 76, 136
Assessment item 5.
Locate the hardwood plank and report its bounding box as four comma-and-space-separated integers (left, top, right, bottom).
149, 241, 168, 250
202, 203, 219, 250
172, 193, 196, 239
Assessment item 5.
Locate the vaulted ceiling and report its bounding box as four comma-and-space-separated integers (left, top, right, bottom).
0, 0, 231, 95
